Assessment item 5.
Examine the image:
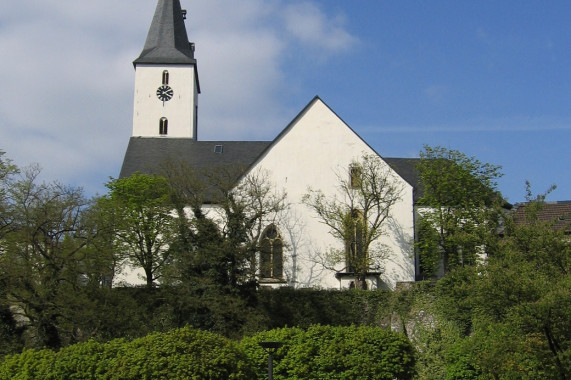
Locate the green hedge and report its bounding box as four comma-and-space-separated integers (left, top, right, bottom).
0, 327, 253, 380
241, 325, 415, 380
0, 349, 57, 380
1, 325, 414, 379
256, 288, 392, 329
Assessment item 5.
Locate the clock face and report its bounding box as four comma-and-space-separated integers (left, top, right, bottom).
156, 85, 174, 102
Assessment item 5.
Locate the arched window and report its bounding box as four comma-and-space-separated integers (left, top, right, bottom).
159, 117, 168, 135
345, 209, 366, 273
260, 224, 283, 279
162, 70, 169, 85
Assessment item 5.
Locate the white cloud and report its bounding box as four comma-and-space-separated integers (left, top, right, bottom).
282, 1, 358, 53
0, 0, 358, 195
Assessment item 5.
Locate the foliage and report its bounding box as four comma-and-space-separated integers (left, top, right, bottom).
0, 150, 19, 240
241, 325, 415, 380
256, 287, 392, 329
0, 348, 57, 380
462, 189, 571, 379
0, 165, 99, 349
416, 145, 504, 274
1, 325, 414, 380
0, 304, 23, 360
1, 147, 568, 378
102, 173, 175, 288
104, 327, 253, 380
303, 154, 404, 289
161, 161, 287, 290
0, 327, 253, 380
415, 217, 441, 278
403, 186, 571, 379
80, 287, 394, 343
238, 326, 304, 379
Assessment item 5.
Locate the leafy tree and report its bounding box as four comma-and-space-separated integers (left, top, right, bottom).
0, 150, 18, 241
102, 173, 175, 288
0, 165, 96, 348
468, 187, 570, 378
416, 145, 504, 275
411, 185, 570, 379
0, 151, 23, 357
303, 154, 404, 289
209, 167, 287, 288
161, 161, 287, 291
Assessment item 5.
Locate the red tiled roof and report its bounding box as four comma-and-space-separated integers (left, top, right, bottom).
514, 201, 571, 233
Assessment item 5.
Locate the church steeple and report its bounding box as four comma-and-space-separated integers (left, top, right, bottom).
134, 0, 196, 65
131, 0, 200, 140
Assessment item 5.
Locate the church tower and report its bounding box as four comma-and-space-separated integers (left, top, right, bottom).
132, 0, 200, 139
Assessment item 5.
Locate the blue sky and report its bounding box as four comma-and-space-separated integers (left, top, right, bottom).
0, 1, 569, 203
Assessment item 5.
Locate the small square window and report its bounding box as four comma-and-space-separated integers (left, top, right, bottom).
214, 145, 223, 154
350, 165, 362, 188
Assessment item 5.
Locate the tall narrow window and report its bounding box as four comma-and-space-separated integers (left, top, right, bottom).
345, 209, 365, 273
159, 117, 168, 135
162, 70, 169, 85
260, 225, 283, 279
350, 164, 362, 188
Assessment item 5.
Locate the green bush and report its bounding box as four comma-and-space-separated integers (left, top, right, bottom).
0, 327, 253, 380
1, 325, 414, 379
241, 325, 415, 380
0, 349, 57, 380
105, 327, 253, 379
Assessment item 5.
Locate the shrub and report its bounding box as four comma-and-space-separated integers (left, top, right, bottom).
0, 349, 57, 380
241, 325, 415, 380
0, 327, 253, 380
105, 327, 253, 379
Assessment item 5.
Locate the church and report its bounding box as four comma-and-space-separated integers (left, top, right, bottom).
120, 0, 421, 290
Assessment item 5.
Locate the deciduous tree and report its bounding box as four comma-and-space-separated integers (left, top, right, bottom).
102, 173, 175, 288
303, 154, 404, 289
159, 162, 287, 290
0, 165, 95, 348
0, 150, 18, 240
416, 145, 504, 275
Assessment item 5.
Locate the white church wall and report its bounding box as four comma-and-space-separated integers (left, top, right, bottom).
243, 99, 416, 289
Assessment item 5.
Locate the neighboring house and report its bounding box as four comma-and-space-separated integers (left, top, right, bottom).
119, 0, 422, 289
513, 201, 571, 235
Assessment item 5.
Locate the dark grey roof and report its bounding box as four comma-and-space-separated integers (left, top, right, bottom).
134, 0, 196, 65
384, 158, 423, 202
119, 138, 424, 202
120, 137, 270, 179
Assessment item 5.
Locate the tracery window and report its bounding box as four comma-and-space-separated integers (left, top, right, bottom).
260, 224, 283, 279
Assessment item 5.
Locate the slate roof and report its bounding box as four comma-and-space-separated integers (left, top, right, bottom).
513, 201, 571, 233
119, 137, 423, 202
384, 157, 423, 202
120, 137, 269, 179
134, 0, 197, 65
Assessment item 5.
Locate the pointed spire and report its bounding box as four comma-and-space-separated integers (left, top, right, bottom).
134, 0, 196, 65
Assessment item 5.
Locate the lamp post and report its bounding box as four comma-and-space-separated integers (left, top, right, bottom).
259, 341, 283, 380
